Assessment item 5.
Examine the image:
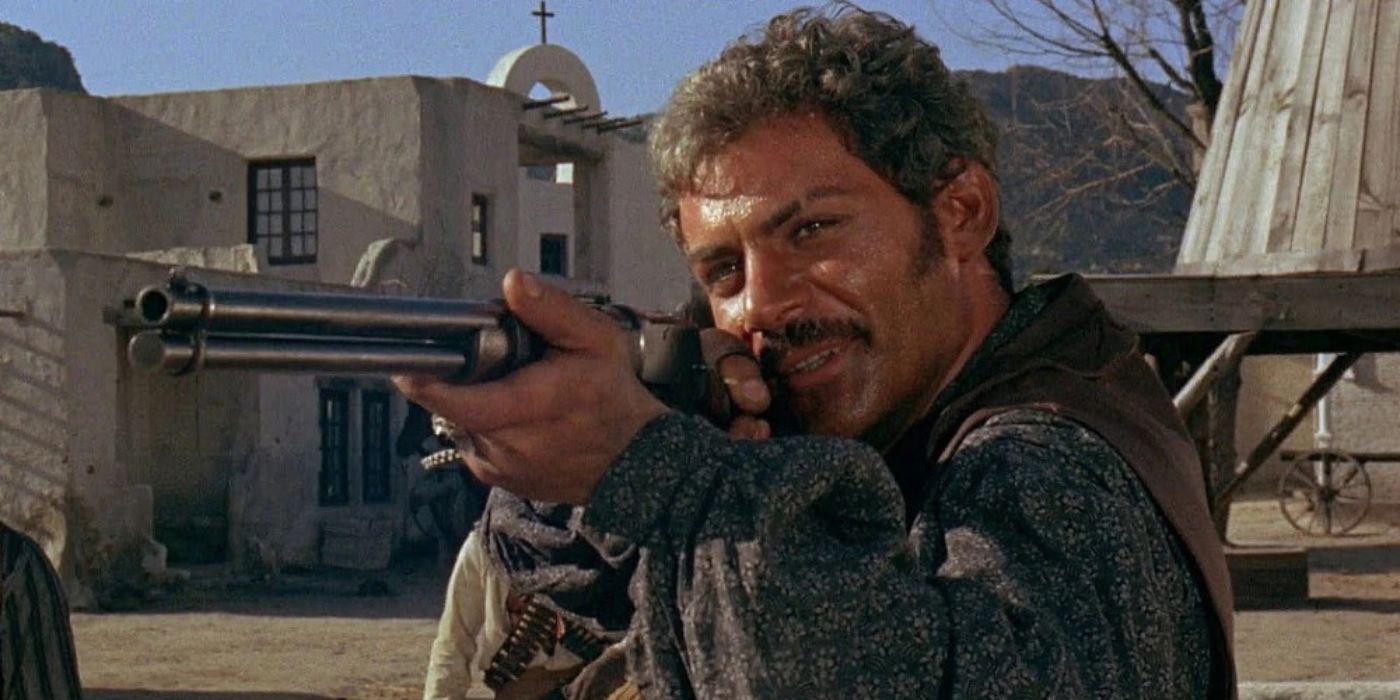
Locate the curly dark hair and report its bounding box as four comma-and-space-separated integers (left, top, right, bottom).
649, 3, 1013, 291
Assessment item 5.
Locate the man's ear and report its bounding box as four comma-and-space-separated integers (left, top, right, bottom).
930, 159, 1000, 262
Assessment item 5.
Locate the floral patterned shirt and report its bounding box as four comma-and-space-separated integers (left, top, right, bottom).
581, 289, 1212, 699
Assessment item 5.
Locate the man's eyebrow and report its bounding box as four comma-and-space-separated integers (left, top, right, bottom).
759, 185, 850, 233
684, 185, 853, 262
684, 243, 732, 265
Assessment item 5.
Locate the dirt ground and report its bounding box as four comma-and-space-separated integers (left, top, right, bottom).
71, 499, 1400, 699
1230, 500, 1400, 683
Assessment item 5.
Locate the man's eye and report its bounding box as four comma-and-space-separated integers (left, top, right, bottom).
702, 261, 741, 295
794, 219, 839, 240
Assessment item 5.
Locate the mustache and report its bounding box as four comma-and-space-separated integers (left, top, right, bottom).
758, 318, 872, 373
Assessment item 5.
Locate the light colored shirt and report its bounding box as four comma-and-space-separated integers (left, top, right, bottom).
423, 529, 582, 700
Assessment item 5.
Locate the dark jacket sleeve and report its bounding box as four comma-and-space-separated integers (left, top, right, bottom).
581, 411, 1210, 699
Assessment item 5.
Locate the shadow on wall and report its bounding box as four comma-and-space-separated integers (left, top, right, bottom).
0, 280, 73, 562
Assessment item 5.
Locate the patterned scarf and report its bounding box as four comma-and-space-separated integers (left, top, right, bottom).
479, 490, 637, 638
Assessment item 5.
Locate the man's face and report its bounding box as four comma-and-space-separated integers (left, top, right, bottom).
678, 113, 975, 446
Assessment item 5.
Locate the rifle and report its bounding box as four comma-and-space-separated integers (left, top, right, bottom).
122, 271, 710, 411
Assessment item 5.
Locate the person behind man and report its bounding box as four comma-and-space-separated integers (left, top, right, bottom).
424, 496, 639, 700
1, 520, 83, 699
423, 443, 636, 700
397, 4, 1235, 697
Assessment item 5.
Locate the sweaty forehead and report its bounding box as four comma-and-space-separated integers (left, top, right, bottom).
674, 113, 878, 249
687, 150, 790, 200
689, 113, 857, 194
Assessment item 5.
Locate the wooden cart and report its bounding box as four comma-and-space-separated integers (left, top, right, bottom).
1083, 270, 1400, 538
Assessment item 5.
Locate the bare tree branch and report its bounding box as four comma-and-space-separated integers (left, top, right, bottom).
935, 1, 1242, 275
1147, 45, 1196, 92
1179, 0, 1225, 118
967, 0, 1236, 158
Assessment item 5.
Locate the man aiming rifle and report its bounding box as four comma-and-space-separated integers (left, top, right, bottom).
395, 4, 1235, 699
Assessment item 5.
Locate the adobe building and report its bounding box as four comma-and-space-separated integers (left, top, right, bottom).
0, 43, 691, 604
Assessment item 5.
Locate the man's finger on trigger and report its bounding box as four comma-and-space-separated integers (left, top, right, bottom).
719, 355, 770, 414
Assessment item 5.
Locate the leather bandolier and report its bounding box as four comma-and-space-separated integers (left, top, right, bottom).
484, 594, 634, 700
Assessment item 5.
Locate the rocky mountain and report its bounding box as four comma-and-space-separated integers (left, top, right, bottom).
0, 21, 85, 93
960, 65, 1193, 280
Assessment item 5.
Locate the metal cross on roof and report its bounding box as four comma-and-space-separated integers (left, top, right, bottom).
532, 1, 555, 44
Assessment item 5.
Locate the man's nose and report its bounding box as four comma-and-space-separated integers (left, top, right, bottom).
740, 251, 804, 336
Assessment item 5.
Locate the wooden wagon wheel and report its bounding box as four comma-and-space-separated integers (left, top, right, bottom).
1277, 449, 1372, 536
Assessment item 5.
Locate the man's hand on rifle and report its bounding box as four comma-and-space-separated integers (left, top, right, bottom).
394, 269, 771, 504
393, 269, 668, 504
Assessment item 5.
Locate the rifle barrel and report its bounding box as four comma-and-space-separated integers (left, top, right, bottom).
128, 332, 472, 377
120, 273, 710, 411
136, 285, 506, 339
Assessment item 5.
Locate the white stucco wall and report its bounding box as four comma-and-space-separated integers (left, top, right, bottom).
100, 78, 426, 285
58, 252, 159, 549
416, 78, 522, 299
42, 92, 122, 259
0, 249, 425, 597
602, 140, 692, 311
1, 56, 686, 589
0, 250, 165, 602
0, 251, 73, 568
109, 266, 412, 570
518, 171, 576, 277
0, 90, 49, 250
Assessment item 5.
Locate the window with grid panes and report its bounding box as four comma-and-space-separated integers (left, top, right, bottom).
471, 195, 489, 264
249, 160, 318, 265
361, 391, 392, 503
318, 388, 350, 506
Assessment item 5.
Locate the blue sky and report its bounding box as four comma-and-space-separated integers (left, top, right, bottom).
3, 1, 1032, 117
